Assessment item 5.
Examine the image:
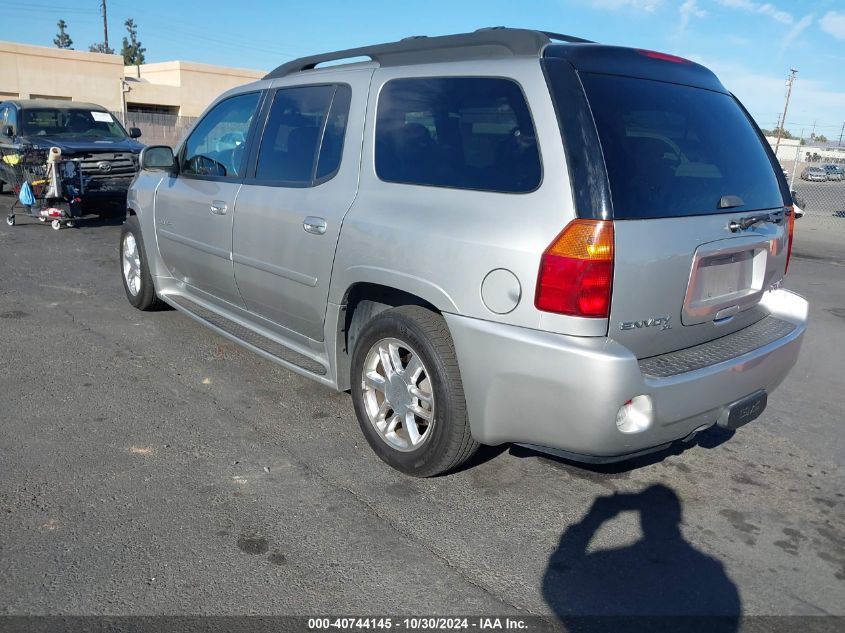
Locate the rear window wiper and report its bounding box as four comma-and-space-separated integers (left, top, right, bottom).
718, 194, 744, 209
728, 208, 785, 233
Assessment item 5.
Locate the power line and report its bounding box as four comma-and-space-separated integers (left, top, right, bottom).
789, 122, 843, 129
3, 5, 98, 15
4, 1, 97, 11
142, 23, 304, 63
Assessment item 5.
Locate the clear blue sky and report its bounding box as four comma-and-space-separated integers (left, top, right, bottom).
2, 0, 843, 137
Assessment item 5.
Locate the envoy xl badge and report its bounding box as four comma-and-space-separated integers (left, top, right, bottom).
620, 315, 672, 331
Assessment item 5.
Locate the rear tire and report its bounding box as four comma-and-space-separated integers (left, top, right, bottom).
120, 216, 164, 311
350, 305, 478, 477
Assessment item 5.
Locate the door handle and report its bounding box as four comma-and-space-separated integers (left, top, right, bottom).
210, 200, 228, 215
303, 216, 327, 235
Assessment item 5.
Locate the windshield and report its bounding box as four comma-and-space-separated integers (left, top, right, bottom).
578, 73, 784, 219
20, 108, 129, 140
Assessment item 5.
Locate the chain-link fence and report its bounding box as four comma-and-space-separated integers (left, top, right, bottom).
113, 111, 198, 148
781, 159, 845, 246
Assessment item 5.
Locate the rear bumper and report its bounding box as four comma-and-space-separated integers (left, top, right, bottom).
445, 289, 807, 459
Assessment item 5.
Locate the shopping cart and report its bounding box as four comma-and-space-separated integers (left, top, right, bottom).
2, 145, 84, 230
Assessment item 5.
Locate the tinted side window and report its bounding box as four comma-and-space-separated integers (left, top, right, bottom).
255, 84, 351, 186
375, 78, 541, 193
316, 86, 351, 181
0, 106, 17, 133
181, 92, 260, 178
579, 73, 783, 218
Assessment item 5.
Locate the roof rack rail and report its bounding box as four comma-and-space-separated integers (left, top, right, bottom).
263, 27, 593, 80
540, 30, 593, 44
476, 26, 592, 44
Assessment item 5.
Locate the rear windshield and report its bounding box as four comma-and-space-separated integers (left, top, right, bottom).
579, 74, 783, 219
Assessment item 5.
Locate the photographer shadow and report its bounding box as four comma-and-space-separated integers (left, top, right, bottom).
542, 485, 741, 633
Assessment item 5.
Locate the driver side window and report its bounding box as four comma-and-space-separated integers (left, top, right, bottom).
0, 106, 12, 134
180, 92, 259, 178
6, 107, 17, 133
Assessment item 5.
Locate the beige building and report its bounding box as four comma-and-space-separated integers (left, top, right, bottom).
0, 40, 265, 117
766, 136, 845, 163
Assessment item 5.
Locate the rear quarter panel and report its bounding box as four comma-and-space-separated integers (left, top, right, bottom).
329, 58, 606, 336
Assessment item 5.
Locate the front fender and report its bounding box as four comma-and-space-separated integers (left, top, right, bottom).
126, 172, 170, 282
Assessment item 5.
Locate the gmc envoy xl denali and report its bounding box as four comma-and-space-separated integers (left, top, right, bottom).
120, 29, 808, 476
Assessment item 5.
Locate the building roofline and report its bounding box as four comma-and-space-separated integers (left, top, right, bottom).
128, 60, 264, 78
0, 39, 123, 64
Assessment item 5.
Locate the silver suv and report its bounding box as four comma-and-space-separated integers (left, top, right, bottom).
121, 29, 808, 476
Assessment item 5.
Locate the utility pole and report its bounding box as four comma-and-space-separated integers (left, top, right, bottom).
119, 78, 131, 126
774, 68, 798, 157
100, 0, 109, 51
839, 121, 844, 147
790, 128, 804, 190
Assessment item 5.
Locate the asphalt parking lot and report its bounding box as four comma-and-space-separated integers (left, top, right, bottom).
1, 197, 844, 627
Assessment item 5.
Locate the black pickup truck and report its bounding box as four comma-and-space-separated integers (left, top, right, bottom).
0, 99, 144, 210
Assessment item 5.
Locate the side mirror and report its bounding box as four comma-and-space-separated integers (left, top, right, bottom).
139, 145, 175, 171
2, 125, 13, 138
128, 127, 142, 139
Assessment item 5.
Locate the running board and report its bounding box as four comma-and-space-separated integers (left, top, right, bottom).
167, 294, 327, 376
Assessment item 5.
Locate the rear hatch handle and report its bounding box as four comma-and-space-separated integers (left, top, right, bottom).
728, 208, 786, 233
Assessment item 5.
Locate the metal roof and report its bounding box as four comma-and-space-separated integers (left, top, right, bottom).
264, 28, 592, 80
6, 99, 110, 111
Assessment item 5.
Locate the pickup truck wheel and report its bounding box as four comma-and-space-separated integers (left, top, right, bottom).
120, 216, 164, 311
351, 305, 478, 477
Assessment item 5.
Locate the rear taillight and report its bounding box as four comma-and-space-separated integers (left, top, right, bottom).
785, 205, 795, 274
535, 220, 614, 318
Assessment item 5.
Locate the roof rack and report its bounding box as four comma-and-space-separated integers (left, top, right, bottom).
263, 27, 593, 80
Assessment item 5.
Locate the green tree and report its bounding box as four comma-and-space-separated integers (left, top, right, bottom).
121, 19, 146, 66
53, 19, 73, 49
817, 134, 828, 143
761, 127, 795, 140
89, 42, 115, 54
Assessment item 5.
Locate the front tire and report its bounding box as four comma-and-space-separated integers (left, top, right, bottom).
120, 216, 164, 311
350, 305, 478, 477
